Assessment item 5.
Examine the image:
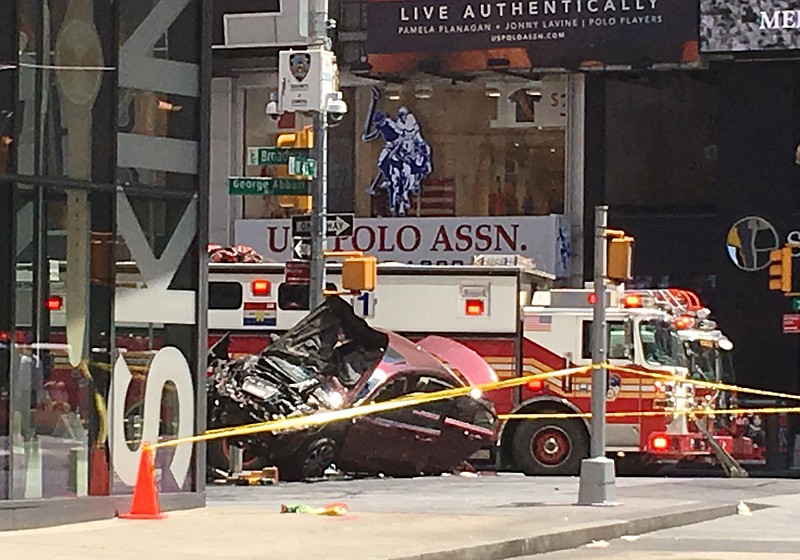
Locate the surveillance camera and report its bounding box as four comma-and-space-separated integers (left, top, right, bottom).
265, 100, 280, 120
326, 92, 348, 115
327, 112, 346, 127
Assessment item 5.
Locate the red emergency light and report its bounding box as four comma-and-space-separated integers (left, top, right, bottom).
673, 316, 695, 330
587, 293, 598, 305
465, 299, 485, 316
650, 435, 670, 451
622, 294, 643, 308
46, 296, 63, 311
526, 379, 544, 392
251, 279, 271, 296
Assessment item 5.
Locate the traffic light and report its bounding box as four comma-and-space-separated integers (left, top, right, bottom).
768, 246, 792, 292
276, 126, 314, 211
607, 235, 634, 282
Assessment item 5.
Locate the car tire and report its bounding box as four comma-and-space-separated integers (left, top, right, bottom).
281, 437, 337, 482
511, 419, 588, 476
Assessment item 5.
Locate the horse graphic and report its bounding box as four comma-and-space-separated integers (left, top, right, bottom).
361, 87, 433, 217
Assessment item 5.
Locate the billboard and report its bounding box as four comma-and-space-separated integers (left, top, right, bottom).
701, 0, 800, 52
366, 0, 699, 73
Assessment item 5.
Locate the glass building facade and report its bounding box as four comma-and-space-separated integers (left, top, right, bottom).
0, 0, 209, 526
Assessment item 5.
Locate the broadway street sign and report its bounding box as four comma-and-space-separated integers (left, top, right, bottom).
228, 177, 310, 196
247, 147, 311, 166
292, 213, 355, 238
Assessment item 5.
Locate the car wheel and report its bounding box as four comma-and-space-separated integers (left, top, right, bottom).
207, 438, 268, 475
282, 438, 337, 482
512, 419, 588, 476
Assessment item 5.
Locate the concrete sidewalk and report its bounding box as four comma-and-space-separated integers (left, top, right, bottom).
2, 476, 799, 560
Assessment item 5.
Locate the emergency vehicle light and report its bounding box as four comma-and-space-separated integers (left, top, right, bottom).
251, 279, 271, 296
673, 316, 694, 330
526, 379, 544, 392
622, 294, 643, 308
46, 296, 63, 311
465, 299, 485, 316
587, 293, 598, 305
651, 435, 670, 451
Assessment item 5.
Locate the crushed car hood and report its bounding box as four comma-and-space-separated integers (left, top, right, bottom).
209, 296, 388, 425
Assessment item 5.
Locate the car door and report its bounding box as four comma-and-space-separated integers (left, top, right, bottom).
338, 373, 437, 476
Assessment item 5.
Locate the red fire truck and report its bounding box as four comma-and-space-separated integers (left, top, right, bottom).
207, 256, 753, 474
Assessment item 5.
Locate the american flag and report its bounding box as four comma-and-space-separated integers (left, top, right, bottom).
524, 315, 552, 332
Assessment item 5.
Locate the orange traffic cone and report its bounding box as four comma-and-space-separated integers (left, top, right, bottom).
119, 444, 165, 520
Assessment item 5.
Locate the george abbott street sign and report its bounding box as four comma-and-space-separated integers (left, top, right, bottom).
292, 213, 354, 239
228, 177, 310, 196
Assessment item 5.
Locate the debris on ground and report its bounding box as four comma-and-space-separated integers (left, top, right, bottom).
620, 535, 641, 542
280, 503, 349, 516
737, 501, 752, 516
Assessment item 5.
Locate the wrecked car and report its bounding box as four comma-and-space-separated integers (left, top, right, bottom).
207, 296, 498, 481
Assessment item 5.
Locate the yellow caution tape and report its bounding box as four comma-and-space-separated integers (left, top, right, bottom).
501, 406, 800, 421
149, 359, 800, 451
610, 364, 800, 403
150, 365, 590, 449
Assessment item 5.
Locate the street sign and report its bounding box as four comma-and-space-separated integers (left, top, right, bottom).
285, 260, 311, 285
228, 177, 310, 196
292, 213, 354, 239
247, 147, 311, 166
783, 314, 800, 334
292, 237, 311, 260
288, 156, 317, 179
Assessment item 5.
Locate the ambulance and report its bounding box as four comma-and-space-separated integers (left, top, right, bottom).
207, 255, 741, 474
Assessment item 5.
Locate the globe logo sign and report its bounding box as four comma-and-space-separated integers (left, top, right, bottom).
726, 216, 780, 272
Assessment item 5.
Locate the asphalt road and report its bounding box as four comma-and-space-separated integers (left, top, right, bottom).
512, 492, 800, 560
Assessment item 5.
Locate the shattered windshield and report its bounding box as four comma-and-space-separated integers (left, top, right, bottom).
258, 296, 388, 388
639, 320, 688, 367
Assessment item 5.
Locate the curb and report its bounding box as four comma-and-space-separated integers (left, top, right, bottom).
390, 502, 769, 560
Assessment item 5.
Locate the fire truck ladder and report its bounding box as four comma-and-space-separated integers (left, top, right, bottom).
692, 416, 749, 478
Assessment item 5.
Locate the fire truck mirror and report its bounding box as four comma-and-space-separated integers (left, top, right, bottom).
278, 283, 310, 311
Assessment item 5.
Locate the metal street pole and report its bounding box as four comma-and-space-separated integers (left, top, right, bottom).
308, 0, 330, 310
309, 112, 328, 310
577, 204, 618, 506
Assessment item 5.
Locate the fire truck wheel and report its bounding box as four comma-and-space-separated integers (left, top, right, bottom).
512, 419, 588, 475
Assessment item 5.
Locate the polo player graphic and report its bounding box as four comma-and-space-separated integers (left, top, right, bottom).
362, 87, 433, 217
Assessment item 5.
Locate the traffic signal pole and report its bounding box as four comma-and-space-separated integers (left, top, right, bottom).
308, 0, 330, 310
577, 205, 618, 506
309, 112, 328, 310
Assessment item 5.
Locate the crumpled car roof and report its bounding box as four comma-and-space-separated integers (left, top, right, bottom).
416, 335, 499, 387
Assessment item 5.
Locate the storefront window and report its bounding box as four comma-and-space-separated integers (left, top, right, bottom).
112, 192, 198, 494
242, 77, 566, 220
235, 77, 570, 275
354, 79, 565, 219
16, 0, 115, 182
0, 0, 207, 508
8, 185, 104, 499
